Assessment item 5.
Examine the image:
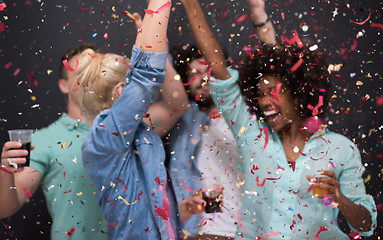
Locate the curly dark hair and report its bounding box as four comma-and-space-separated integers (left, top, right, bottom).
59, 43, 98, 79
170, 44, 203, 87
238, 42, 332, 119
170, 43, 229, 93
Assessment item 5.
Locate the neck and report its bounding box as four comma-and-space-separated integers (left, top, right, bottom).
279, 121, 312, 145
66, 104, 87, 122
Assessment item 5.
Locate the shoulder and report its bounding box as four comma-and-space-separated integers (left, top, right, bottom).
32, 118, 63, 141
323, 131, 357, 150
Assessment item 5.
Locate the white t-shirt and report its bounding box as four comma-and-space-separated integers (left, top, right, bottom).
197, 115, 243, 237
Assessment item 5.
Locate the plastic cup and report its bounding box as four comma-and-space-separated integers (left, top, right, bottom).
8, 129, 33, 167
200, 176, 223, 213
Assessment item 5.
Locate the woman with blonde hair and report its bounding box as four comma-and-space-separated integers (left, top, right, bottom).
76, 1, 205, 239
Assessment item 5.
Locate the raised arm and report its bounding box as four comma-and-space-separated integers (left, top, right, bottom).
0, 142, 41, 218
147, 58, 189, 137
135, 0, 171, 53
133, 12, 189, 137
181, 0, 229, 80
247, 0, 276, 45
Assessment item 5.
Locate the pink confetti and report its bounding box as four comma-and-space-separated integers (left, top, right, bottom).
155, 177, 164, 186
263, 127, 269, 150
290, 58, 303, 72
350, 39, 357, 51
329, 161, 335, 169
348, 231, 361, 239
307, 96, 324, 116
281, 12, 285, 20
24, 187, 32, 199
144, 1, 172, 17
154, 205, 169, 220
182, 179, 198, 193
322, 196, 335, 206
63, 59, 79, 72
260, 232, 281, 238
281, 32, 303, 48
0, 3, 6, 11
201, 211, 216, 225
350, 12, 371, 25
0, 167, 11, 174
371, 23, 383, 30
0, 23, 5, 33
314, 226, 327, 240
271, 83, 282, 102
376, 96, 383, 106
304, 116, 323, 133
67, 227, 75, 237
234, 14, 249, 25
5, 62, 12, 69
103, 33, 108, 39
183, 73, 197, 86
198, 60, 211, 65
249, 34, 257, 38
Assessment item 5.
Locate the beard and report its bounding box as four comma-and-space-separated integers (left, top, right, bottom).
195, 95, 215, 110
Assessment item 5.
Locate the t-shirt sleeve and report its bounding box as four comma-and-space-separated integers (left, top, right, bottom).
338, 144, 377, 236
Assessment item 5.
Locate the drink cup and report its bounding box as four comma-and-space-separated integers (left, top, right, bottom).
309, 169, 329, 197
199, 176, 223, 213
8, 129, 33, 167
202, 185, 223, 213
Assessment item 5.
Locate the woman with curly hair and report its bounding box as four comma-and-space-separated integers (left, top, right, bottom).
183, 0, 377, 238
211, 39, 377, 240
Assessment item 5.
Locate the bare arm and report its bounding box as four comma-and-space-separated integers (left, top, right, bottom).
133, 9, 189, 137
181, 0, 229, 80
135, 0, 171, 53
147, 58, 189, 137
0, 141, 42, 218
247, 0, 276, 45
308, 170, 372, 232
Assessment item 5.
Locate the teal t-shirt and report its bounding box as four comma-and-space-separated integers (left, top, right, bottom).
30, 114, 107, 240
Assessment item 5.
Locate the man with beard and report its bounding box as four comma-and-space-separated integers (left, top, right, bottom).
165, 43, 243, 240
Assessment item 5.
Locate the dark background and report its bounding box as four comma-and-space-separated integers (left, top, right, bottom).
0, 0, 381, 239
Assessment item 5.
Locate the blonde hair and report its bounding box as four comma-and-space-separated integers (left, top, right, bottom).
76, 48, 130, 121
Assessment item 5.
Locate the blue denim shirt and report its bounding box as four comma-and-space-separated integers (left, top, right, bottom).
82, 45, 181, 240
166, 101, 210, 236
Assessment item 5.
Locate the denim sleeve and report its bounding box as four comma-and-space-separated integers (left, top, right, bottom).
338, 143, 377, 236
89, 45, 167, 153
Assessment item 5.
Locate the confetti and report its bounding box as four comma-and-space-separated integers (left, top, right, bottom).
322, 196, 335, 206
24, 187, 32, 199
115, 177, 128, 192
290, 58, 303, 72
234, 14, 249, 25
154, 205, 169, 220
117, 192, 143, 206
370, 23, 383, 30
314, 226, 327, 240
62, 59, 79, 72
307, 96, 324, 116
262, 127, 269, 151
144, 1, 172, 17
182, 179, 198, 193
349, 12, 371, 25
